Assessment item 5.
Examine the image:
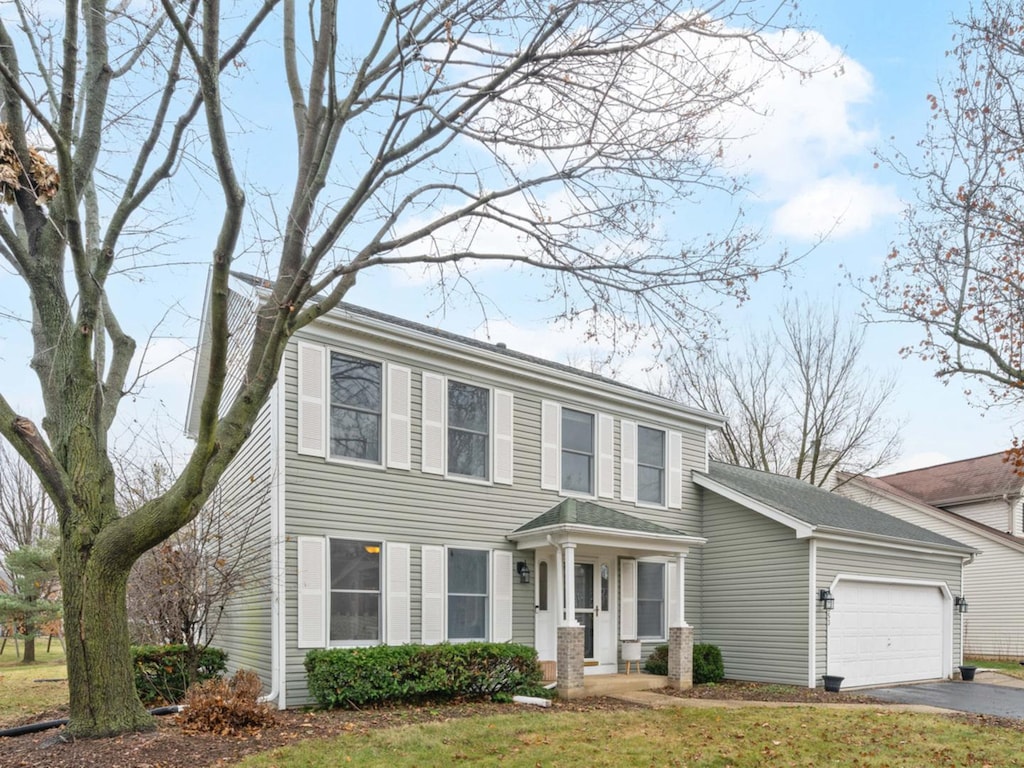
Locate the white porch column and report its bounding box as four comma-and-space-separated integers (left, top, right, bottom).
563, 543, 578, 626
673, 552, 689, 628
555, 544, 564, 626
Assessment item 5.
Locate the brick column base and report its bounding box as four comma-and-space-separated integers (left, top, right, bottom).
667, 626, 694, 690
556, 626, 585, 699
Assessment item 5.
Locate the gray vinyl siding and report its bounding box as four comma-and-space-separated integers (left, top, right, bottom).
699, 491, 809, 686
208, 400, 274, 687
814, 544, 963, 676
280, 328, 710, 706
947, 499, 1012, 532
840, 483, 1024, 657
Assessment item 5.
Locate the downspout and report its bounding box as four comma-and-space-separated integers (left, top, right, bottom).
259, 380, 286, 708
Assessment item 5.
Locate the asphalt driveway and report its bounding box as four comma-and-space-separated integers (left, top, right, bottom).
868, 672, 1024, 719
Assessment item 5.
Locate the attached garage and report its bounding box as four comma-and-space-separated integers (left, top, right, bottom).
828, 579, 948, 687
695, 461, 975, 689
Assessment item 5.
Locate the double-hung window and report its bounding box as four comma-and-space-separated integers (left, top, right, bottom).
561, 408, 595, 494
329, 539, 382, 643
447, 381, 489, 480
637, 426, 666, 505
329, 353, 382, 462
447, 548, 489, 640
636, 561, 665, 639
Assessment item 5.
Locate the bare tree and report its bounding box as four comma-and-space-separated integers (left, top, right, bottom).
0, 0, 822, 735
667, 301, 902, 486
872, 0, 1024, 457
0, 441, 53, 557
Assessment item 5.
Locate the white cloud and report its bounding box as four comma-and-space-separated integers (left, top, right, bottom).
771, 175, 902, 240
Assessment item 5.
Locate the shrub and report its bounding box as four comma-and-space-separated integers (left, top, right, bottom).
644, 644, 668, 675
178, 669, 275, 735
305, 642, 541, 708
131, 644, 227, 705
693, 643, 724, 684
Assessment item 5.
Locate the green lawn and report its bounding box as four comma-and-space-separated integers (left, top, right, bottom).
234, 705, 1024, 768
0, 644, 68, 725
966, 657, 1024, 679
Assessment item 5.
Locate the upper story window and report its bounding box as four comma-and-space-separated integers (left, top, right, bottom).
448, 380, 490, 480
637, 426, 665, 505
561, 408, 595, 494
329, 539, 382, 644
329, 352, 382, 462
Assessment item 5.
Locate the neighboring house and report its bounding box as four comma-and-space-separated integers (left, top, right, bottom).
878, 453, 1024, 537
187, 273, 974, 707
838, 467, 1024, 658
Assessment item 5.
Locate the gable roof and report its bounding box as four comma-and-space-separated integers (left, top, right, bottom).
695, 461, 973, 553
879, 452, 1023, 506
840, 472, 1024, 551
514, 498, 689, 537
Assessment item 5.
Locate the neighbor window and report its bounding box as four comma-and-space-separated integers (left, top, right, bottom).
448, 380, 490, 479
448, 548, 488, 640
637, 562, 665, 639
329, 539, 381, 643
329, 352, 382, 462
637, 426, 666, 505
561, 408, 594, 494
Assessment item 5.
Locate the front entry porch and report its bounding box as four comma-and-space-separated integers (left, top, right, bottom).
508, 498, 704, 699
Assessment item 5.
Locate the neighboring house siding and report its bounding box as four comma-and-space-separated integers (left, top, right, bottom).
700, 492, 809, 686
814, 544, 963, 675
209, 400, 274, 687
281, 331, 710, 706
840, 483, 1024, 657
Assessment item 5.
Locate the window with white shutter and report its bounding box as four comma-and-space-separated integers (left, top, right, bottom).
619, 558, 637, 641
491, 550, 513, 642
598, 414, 615, 498
297, 536, 326, 648
421, 545, 445, 644
297, 343, 326, 457
493, 390, 514, 485
386, 365, 411, 469
668, 431, 683, 508
540, 401, 560, 490
386, 542, 411, 644
421, 373, 445, 475
620, 420, 637, 502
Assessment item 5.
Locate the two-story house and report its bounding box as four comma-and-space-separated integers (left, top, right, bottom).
187, 273, 973, 706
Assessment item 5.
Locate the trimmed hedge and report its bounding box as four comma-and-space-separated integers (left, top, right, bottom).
305, 642, 543, 708
692, 643, 724, 684
131, 644, 228, 705
642, 642, 724, 683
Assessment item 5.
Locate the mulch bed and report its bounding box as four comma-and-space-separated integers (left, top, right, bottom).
1, 682, 1021, 768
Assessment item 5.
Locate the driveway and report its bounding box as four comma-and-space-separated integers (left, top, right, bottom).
867, 671, 1024, 719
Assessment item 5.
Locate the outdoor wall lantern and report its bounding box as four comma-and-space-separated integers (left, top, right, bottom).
954, 595, 969, 614
516, 561, 531, 584
818, 588, 835, 611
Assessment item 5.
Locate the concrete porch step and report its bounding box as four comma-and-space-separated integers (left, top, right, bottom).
579, 673, 669, 696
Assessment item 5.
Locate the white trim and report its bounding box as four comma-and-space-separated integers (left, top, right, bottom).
271, 381, 287, 708
509, 523, 705, 554
812, 530, 973, 558
808, 538, 817, 690
692, 473, 816, 537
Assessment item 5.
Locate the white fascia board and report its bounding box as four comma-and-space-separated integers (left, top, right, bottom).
812, 528, 977, 559
507, 523, 706, 555
692, 473, 816, 538
304, 310, 726, 431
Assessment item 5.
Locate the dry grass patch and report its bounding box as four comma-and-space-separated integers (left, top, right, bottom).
235, 705, 1024, 767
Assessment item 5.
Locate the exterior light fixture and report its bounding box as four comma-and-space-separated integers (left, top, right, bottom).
516, 561, 531, 584
954, 596, 969, 614
818, 588, 835, 611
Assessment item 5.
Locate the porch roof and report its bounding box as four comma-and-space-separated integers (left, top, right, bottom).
507, 498, 705, 555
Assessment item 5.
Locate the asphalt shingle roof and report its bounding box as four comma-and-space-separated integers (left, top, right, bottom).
514, 498, 689, 537
879, 452, 1023, 506
699, 461, 971, 551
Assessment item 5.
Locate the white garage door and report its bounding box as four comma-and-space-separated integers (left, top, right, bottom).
827, 581, 945, 687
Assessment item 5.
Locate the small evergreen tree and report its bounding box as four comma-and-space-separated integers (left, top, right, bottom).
0, 541, 61, 663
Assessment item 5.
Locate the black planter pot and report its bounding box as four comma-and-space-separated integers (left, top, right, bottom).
958, 665, 977, 681
822, 675, 844, 692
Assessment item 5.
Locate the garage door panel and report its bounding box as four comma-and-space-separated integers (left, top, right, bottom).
828, 581, 944, 687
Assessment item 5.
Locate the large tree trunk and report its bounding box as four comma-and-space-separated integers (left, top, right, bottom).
61, 533, 153, 736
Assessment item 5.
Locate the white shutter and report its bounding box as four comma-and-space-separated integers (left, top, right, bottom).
619, 558, 637, 641
668, 430, 683, 508
297, 536, 326, 648
541, 401, 560, 490
386, 542, 411, 645
620, 420, 637, 502
297, 342, 326, 457
598, 414, 615, 498
493, 390, 514, 485
667, 560, 679, 631
421, 545, 445, 644
421, 373, 445, 475
491, 550, 513, 642
386, 364, 412, 469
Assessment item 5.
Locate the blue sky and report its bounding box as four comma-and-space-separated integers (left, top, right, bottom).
1, 0, 1017, 473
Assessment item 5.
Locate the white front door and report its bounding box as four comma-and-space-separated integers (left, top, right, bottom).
575, 558, 616, 674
